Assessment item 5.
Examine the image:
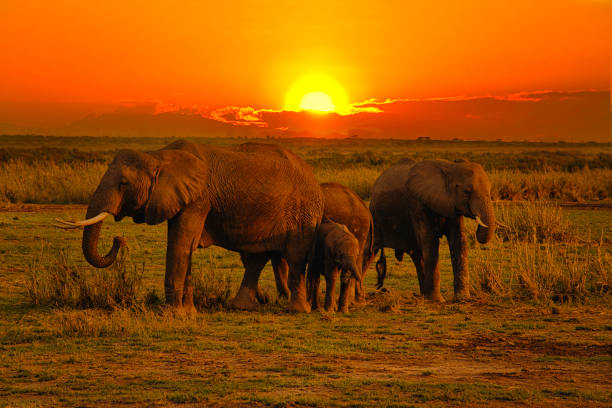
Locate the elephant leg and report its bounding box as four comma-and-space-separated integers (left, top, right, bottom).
230, 252, 270, 311
421, 239, 443, 302
324, 266, 340, 312
354, 277, 366, 305
338, 275, 355, 313
447, 217, 469, 300
285, 236, 312, 313
165, 209, 206, 312
181, 251, 197, 316
375, 249, 387, 289
355, 249, 374, 304
307, 265, 322, 310
271, 255, 291, 298
409, 250, 425, 294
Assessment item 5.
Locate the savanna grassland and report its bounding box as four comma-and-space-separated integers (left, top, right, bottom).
0, 135, 611, 407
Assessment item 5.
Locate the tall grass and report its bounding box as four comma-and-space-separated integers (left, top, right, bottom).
495, 201, 576, 243
1, 158, 610, 205
471, 240, 611, 303
27, 245, 143, 309
490, 169, 611, 202
314, 165, 381, 200
26, 243, 237, 312
191, 258, 235, 310
0, 160, 105, 204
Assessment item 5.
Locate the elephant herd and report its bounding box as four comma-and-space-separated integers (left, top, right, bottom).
56, 140, 496, 314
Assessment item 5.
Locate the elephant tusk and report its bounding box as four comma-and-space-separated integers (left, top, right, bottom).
474, 215, 488, 228
53, 222, 81, 230
54, 212, 111, 229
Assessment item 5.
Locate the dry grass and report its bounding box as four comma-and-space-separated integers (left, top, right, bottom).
495, 201, 576, 243
26, 244, 144, 309
314, 165, 381, 200
0, 160, 105, 204
191, 259, 235, 310
490, 169, 612, 202
471, 239, 612, 303
1, 158, 611, 205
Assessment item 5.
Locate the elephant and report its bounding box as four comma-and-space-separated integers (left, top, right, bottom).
269, 182, 374, 310
56, 139, 323, 314
369, 158, 496, 301
307, 220, 363, 313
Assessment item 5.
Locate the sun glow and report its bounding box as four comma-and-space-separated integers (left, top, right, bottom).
284, 74, 349, 114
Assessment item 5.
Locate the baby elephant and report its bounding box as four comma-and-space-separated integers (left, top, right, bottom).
308, 221, 363, 313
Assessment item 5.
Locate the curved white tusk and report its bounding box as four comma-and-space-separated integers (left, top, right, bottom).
53, 223, 81, 230
474, 215, 488, 228
53, 212, 111, 229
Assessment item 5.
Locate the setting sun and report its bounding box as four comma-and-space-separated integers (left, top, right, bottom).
284, 74, 350, 114
299, 92, 335, 113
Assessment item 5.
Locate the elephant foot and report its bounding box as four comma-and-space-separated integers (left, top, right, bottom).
183, 304, 197, 317
430, 293, 446, 303
162, 304, 196, 318
255, 286, 270, 304
454, 290, 470, 302
288, 296, 311, 313
352, 295, 367, 306
229, 287, 258, 311
339, 303, 350, 314
324, 304, 337, 313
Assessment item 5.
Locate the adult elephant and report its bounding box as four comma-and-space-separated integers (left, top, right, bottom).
370, 158, 495, 301
272, 182, 374, 310
56, 140, 323, 314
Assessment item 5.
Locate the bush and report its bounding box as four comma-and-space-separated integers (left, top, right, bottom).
26, 245, 143, 309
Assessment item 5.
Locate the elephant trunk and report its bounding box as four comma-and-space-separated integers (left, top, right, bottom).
348, 261, 363, 283
82, 191, 124, 268
472, 195, 496, 244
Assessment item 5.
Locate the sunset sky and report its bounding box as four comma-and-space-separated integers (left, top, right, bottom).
0, 0, 610, 140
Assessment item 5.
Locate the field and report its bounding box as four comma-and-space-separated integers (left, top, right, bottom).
0, 135, 611, 407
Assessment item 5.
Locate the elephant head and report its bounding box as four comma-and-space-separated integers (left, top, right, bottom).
327, 223, 363, 283
78, 148, 208, 268
406, 159, 496, 244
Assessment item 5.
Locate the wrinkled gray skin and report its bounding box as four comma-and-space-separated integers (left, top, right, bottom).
81, 139, 323, 314
370, 158, 496, 301
308, 221, 362, 313
270, 182, 374, 312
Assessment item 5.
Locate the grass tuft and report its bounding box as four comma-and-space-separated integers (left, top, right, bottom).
26, 244, 143, 309
191, 259, 235, 311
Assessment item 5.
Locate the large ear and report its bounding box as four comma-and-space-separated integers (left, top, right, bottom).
406, 160, 454, 217
145, 150, 208, 224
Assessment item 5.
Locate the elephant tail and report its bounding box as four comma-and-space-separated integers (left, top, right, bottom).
305, 222, 321, 302
362, 216, 375, 273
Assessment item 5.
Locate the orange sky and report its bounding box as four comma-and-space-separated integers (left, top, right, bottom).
0, 0, 610, 138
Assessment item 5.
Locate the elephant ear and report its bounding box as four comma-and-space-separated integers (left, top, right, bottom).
406, 160, 454, 218
144, 150, 208, 225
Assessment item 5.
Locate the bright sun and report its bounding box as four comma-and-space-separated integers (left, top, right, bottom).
299, 92, 335, 112
284, 74, 349, 114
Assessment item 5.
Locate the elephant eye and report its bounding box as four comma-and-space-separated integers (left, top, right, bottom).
464, 188, 472, 194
